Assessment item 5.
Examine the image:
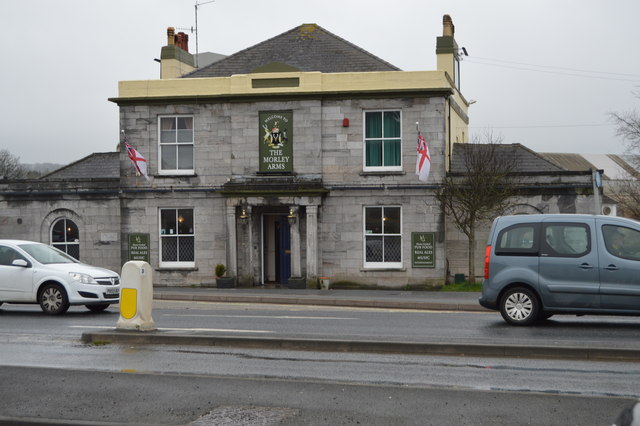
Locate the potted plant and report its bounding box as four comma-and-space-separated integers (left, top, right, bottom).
215, 264, 234, 288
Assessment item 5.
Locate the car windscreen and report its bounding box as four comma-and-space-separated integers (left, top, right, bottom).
18, 243, 78, 264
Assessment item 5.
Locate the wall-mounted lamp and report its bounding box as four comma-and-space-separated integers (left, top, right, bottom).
287, 207, 297, 225
239, 207, 249, 224
457, 47, 469, 59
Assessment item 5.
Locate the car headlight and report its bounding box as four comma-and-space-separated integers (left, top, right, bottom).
69, 272, 98, 284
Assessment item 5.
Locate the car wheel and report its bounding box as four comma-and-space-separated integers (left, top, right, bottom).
85, 304, 110, 313
39, 284, 70, 315
499, 287, 539, 326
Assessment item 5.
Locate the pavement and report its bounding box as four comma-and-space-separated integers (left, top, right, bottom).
80, 287, 640, 362
153, 287, 487, 311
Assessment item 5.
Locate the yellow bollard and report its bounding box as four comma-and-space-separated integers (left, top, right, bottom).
116, 261, 156, 331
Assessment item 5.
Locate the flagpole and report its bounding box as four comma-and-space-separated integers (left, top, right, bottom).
120, 130, 128, 149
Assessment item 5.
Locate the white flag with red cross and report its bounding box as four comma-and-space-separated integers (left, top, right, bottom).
416, 133, 431, 182
124, 141, 149, 181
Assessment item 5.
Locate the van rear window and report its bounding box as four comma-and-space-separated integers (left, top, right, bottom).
495, 224, 539, 256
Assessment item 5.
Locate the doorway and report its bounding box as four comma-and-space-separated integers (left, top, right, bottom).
262, 214, 291, 285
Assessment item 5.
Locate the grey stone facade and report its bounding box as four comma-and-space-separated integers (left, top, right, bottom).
0, 178, 121, 273
115, 95, 449, 288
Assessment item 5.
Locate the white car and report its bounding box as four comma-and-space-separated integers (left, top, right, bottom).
0, 240, 120, 314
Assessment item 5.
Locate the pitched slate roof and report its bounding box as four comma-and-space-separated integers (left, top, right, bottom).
41, 152, 119, 180
184, 24, 400, 78
539, 153, 595, 174
540, 153, 640, 180
451, 143, 565, 173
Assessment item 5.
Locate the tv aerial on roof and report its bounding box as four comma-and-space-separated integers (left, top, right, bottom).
177, 0, 216, 69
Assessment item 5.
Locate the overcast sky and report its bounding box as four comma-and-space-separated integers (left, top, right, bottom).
2, 0, 639, 165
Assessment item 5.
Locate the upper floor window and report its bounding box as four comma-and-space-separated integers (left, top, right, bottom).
159, 116, 194, 175
51, 218, 80, 260
364, 206, 402, 268
364, 111, 402, 171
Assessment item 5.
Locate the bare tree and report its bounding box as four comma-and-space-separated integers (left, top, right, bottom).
609, 95, 640, 219
437, 132, 519, 282
608, 179, 640, 220
610, 96, 640, 161
0, 149, 27, 179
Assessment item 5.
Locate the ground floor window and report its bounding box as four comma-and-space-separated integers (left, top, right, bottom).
51, 218, 80, 260
159, 208, 195, 266
364, 206, 402, 268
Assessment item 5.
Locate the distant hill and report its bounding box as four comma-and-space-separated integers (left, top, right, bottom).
21, 162, 64, 177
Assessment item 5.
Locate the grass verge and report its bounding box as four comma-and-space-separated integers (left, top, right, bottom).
440, 282, 482, 292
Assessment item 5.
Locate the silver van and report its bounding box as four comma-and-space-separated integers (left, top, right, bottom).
479, 214, 640, 325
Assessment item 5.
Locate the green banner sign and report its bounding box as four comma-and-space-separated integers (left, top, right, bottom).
259, 111, 293, 173
412, 232, 435, 268
128, 233, 150, 262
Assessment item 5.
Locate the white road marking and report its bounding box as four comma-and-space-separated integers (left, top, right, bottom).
70, 325, 273, 333
162, 314, 358, 320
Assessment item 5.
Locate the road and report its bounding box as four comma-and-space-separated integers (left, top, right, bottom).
0, 301, 638, 425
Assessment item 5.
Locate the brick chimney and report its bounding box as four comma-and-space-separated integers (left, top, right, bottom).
175, 31, 189, 52
436, 15, 460, 87
442, 14, 455, 37
160, 27, 195, 79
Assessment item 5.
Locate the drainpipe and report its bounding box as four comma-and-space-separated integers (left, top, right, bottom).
447, 95, 452, 172
592, 169, 603, 215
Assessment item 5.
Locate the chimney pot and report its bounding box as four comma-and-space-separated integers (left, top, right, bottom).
175, 32, 189, 52
167, 27, 175, 45
443, 15, 454, 37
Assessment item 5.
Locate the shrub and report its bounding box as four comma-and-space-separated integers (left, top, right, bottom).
215, 264, 226, 278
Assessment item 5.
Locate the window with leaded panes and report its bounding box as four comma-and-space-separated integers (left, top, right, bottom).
364, 206, 402, 268
159, 208, 195, 267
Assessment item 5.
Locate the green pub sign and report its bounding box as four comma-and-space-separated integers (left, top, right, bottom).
259, 111, 293, 172
412, 232, 435, 268
128, 233, 150, 262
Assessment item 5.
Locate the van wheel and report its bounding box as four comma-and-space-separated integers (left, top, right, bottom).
500, 287, 539, 326
39, 284, 70, 315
